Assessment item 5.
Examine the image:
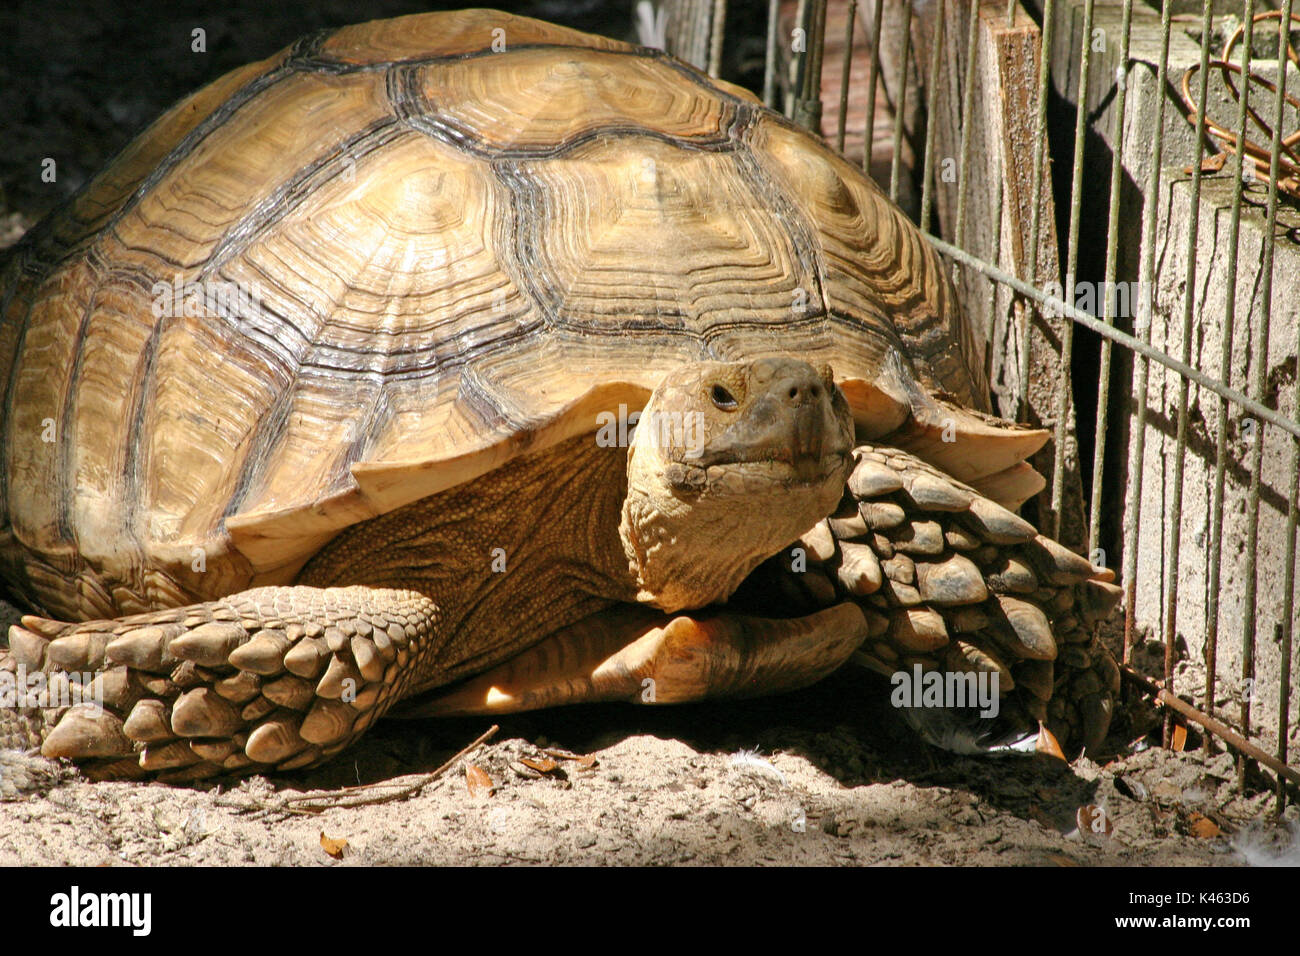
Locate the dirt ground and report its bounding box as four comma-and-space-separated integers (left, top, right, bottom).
3, 636, 1297, 866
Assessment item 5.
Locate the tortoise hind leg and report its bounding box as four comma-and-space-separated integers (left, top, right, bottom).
396, 602, 870, 718
4, 586, 440, 781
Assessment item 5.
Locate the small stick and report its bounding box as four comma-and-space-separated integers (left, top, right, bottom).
216, 724, 500, 816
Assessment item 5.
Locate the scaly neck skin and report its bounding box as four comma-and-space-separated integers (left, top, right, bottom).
298, 434, 640, 687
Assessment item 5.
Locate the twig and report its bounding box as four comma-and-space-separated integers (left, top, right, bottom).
214, 724, 499, 816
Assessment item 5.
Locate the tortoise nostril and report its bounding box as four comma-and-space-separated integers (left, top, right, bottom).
784, 379, 824, 404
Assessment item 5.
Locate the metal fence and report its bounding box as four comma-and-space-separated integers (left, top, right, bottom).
682, 0, 1300, 807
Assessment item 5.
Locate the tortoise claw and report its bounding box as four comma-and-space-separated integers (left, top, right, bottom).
42, 705, 133, 760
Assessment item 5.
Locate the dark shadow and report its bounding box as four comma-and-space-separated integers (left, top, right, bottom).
276, 667, 1100, 833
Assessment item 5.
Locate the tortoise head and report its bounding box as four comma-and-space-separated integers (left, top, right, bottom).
619, 358, 855, 611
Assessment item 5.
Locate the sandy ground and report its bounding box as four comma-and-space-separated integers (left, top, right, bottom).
4, 661, 1298, 866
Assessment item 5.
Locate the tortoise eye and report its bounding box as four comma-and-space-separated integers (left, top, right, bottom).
710, 384, 738, 410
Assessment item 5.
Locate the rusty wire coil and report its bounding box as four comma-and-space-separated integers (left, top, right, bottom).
1180, 11, 1300, 198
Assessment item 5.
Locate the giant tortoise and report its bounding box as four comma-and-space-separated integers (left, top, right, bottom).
0, 9, 1121, 782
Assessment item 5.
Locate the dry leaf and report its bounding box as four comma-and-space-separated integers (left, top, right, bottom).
1035, 724, 1066, 761
1170, 724, 1188, 752
575, 755, 599, 772
521, 756, 560, 774
1187, 812, 1221, 839
1077, 804, 1114, 838
1045, 853, 1079, 867
319, 831, 348, 859
465, 762, 493, 797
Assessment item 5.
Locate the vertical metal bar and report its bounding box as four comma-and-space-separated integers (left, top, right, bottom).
1283, 14, 1300, 795
953, 0, 983, 253
1163, 0, 1215, 750
1020, 0, 1056, 423
794, 0, 829, 131
1205, 0, 1256, 746
919, 0, 947, 234
1121, 0, 1173, 667
889, 0, 914, 204
764, 0, 781, 108
790, 0, 811, 116
1280, 524, 1295, 810
808, 0, 829, 106
1087, 0, 1135, 557
1049, 0, 1096, 540
1241, 0, 1295, 788
863, 0, 886, 172
708, 0, 728, 78
837, 0, 860, 153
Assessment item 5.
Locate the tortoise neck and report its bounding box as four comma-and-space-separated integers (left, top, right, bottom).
297, 434, 637, 684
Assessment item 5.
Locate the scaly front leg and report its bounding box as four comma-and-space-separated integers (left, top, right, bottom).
762, 444, 1124, 756
3, 586, 440, 781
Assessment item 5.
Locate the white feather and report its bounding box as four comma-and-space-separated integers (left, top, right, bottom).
729, 747, 787, 785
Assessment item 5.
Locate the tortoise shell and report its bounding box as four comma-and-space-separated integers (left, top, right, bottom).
0, 9, 1037, 622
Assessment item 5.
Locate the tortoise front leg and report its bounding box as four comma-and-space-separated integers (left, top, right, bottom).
4, 586, 440, 781
801, 444, 1123, 756
398, 602, 870, 718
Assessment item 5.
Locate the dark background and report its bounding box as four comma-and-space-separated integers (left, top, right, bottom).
0, 0, 776, 220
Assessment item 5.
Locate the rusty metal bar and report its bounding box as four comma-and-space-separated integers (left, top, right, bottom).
1050, 0, 1096, 541
1205, 0, 1257, 747
1162, 0, 1215, 751
953, 0, 982, 255
1122, 668, 1300, 789
836, 0, 859, 153
764, 0, 781, 108
1240, 0, 1296, 790
1121, 0, 1173, 667
791, 0, 828, 131
889, 0, 914, 203
919, 0, 947, 233
863, 0, 886, 171
789, 0, 810, 116
1087, 0, 1135, 559
803, 0, 830, 126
